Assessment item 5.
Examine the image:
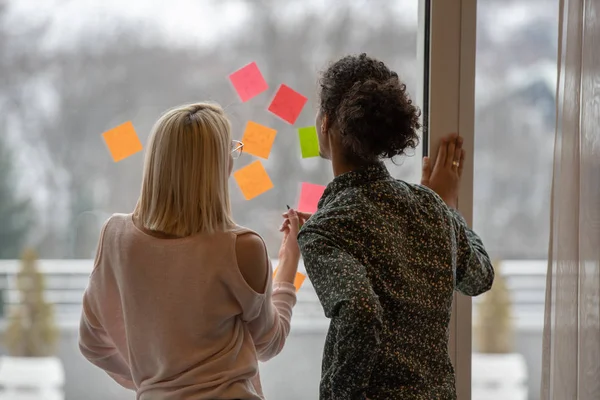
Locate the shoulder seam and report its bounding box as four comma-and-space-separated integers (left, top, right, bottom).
90, 215, 115, 276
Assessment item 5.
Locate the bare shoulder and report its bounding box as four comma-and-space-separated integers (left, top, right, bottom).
235, 232, 269, 294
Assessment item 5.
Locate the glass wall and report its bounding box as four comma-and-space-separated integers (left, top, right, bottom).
472, 1, 558, 399
0, 1, 422, 399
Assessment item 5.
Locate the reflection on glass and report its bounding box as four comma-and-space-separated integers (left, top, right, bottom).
472, 1, 558, 400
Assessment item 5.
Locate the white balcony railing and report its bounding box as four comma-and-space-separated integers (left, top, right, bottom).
0, 259, 547, 332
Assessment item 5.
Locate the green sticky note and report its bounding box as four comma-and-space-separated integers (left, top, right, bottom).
298, 126, 320, 158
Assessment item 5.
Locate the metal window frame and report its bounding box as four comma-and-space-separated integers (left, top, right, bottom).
418, 0, 477, 398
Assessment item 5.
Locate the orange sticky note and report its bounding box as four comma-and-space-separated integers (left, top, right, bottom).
233, 160, 274, 200
241, 121, 277, 159
102, 121, 143, 162
273, 268, 306, 292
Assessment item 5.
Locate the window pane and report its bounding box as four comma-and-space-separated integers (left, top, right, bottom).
0, 1, 421, 399
472, 1, 558, 400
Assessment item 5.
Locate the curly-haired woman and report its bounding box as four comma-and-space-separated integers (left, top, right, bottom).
282, 54, 494, 400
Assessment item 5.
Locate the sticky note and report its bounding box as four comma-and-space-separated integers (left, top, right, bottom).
102, 121, 143, 162
241, 121, 277, 159
229, 62, 269, 102
273, 268, 307, 292
268, 84, 308, 125
298, 126, 320, 158
298, 182, 326, 214
233, 160, 274, 200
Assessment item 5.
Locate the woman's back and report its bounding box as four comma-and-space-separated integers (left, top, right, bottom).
80, 213, 294, 400
298, 163, 494, 400
79, 102, 301, 400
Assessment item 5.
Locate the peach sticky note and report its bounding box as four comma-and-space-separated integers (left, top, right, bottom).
273, 268, 307, 292
298, 182, 326, 214
268, 84, 308, 125
242, 121, 277, 159
233, 160, 274, 200
102, 121, 143, 162
229, 62, 269, 102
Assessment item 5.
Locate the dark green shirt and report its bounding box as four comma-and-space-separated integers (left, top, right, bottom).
297, 162, 494, 400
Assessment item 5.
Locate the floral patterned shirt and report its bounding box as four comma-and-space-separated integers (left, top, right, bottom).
297, 162, 494, 400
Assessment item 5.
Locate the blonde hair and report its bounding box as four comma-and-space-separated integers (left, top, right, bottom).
134, 102, 235, 236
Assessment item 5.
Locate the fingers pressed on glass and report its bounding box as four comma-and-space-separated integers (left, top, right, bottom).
421, 157, 432, 183
447, 139, 456, 168
458, 148, 465, 176
453, 137, 463, 162
436, 138, 448, 168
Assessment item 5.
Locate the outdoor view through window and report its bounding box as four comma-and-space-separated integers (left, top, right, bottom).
472, 1, 557, 400
0, 1, 556, 400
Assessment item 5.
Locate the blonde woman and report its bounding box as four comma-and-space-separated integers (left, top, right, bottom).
79, 103, 300, 400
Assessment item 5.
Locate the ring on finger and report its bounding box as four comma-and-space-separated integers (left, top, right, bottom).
452, 160, 460, 168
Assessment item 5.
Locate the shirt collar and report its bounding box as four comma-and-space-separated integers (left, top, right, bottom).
318, 162, 392, 209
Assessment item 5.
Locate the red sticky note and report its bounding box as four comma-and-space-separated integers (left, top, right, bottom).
268, 84, 308, 125
229, 62, 269, 102
298, 182, 326, 214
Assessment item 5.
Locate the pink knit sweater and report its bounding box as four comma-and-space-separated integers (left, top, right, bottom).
79, 214, 297, 399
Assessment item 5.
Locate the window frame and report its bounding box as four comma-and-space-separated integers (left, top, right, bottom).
419, 0, 477, 398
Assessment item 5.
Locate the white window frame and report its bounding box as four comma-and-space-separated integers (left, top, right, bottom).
418, 0, 477, 398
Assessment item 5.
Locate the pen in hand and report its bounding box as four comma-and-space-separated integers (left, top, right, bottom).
285, 205, 304, 229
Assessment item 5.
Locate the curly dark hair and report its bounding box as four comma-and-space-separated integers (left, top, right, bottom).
318, 53, 421, 162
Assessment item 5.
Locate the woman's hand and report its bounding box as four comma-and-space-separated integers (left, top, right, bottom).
277, 208, 302, 264
421, 133, 465, 209
280, 210, 311, 233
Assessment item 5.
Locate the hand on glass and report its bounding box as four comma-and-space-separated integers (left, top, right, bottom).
421, 133, 465, 209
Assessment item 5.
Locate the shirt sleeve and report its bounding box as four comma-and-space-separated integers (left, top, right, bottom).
245, 270, 297, 362
79, 294, 135, 390
449, 208, 495, 296
298, 226, 382, 400
78, 218, 135, 390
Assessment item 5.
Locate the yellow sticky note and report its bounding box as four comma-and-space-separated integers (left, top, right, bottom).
241, 121, 277, 159
273, 268, 306, 292
102, 121, 143, 162
233, 160, 274, 200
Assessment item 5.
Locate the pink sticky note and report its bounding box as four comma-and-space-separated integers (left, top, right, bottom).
268, 84, 308, 125
229, 62, 269, 102
298, 182, 326, 214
